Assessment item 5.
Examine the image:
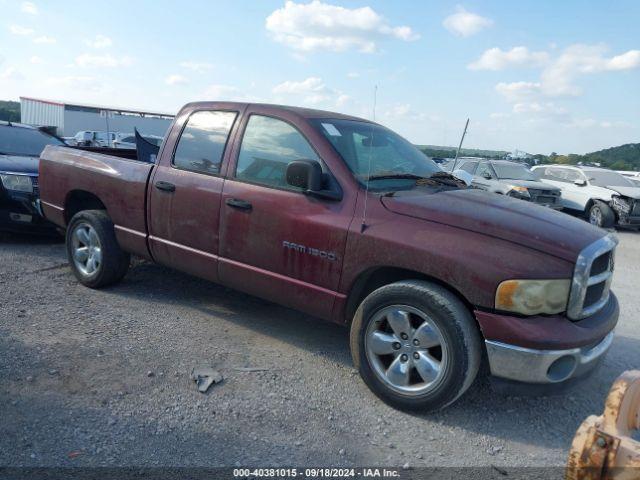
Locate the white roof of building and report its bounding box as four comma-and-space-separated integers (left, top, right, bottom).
20, 96, 175, 118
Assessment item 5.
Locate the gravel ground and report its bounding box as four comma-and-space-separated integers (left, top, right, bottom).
1, 230, 638, 470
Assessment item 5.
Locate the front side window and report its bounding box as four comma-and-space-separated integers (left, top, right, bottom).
476, 163, 494, 178
173, 110, 237, 175
236, 115, 320, 189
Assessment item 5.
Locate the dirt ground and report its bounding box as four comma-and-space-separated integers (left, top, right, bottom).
1, 230, 638, 471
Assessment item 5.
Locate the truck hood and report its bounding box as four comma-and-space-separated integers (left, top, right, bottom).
0, 153, 39, 175
500, 179, 560, 191
606, 185, 640, 200
381, 188, 605, 262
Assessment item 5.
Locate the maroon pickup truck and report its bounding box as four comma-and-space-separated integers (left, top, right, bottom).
38, 102, 619, 411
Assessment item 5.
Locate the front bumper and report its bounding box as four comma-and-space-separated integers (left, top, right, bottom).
0, 191, 57, 235
476, 292, 618, 385
485, 331, 614, 384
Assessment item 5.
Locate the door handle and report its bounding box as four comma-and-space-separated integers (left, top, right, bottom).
225, 198, 252, 211
155, 181, 176, 192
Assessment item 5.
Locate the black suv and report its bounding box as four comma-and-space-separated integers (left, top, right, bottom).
0, 121, 64, 234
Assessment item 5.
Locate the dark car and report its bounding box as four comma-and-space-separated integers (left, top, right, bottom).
455, 158, 562, 208
0, 121, 64, 234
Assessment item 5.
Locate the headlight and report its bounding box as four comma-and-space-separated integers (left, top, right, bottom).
0, 174, 34, 193
611, 195, 631, 213
507, 186, 530, 199
495, 279, 571, 315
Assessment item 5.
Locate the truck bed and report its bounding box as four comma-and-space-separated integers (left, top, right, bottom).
39, 145, 154, 257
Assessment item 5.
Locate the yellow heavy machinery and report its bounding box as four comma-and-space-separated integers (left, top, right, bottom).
567, 370, 640, 480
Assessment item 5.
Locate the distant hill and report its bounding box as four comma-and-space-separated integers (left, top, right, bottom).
416, 144, 508, 159
534, 143, 640, 171
0, 100, 20, 122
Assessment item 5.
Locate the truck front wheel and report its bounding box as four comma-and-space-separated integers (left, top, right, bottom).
66, 210, 130, 288
350, 280, 481, 412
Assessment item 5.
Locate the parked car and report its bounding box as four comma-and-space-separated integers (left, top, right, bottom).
39, 102, 618, 411
66, 131, 119, 148
0, 121, 63, 234
532, 165, 640, 228
453, 158, 562, 208
112, 133, 163, 149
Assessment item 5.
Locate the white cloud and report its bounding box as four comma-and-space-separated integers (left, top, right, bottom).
541, 44, 640, 96
443, 6, 493, 37
0, 67, 25, 81
30, 55, 43, 64
204, 84, 241, 99
265, 0, 419, 53
273, 77, 326, 95
21, 2, 38, 14
512, 102, 567, 116
347, 72, 359, 78
46, 75, 105, 92
33, 35, 56, 44
179, 61, 213, 72
468, 46, 549, 70
495, 81, 542, 102
75, 53, 133, 68
9, 25, 34, 35
165, 74, 188, 86
85, 34, 112, 49
272, 76, 350, 108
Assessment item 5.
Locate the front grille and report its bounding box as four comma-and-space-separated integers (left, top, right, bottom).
31, 176, 39, 196
528, 189, 559, 205
567, 235, 618, 320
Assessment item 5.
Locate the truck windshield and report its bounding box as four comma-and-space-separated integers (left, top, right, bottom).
493, 163, 537, 181
587, 171, 636, 188
311, 118, 441, 190
0, 125, 65, 157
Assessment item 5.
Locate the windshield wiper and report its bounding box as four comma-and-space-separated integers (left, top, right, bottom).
364, 173, 428, 181
419, 171, 468, 187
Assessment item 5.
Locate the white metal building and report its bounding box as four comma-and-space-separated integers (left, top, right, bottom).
20, 97, 174, 138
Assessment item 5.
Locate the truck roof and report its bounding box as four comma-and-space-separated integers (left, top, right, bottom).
182, 101, 372, 123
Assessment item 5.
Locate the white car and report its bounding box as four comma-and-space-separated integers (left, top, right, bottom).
532, 164, 640, 228
66, 131, 119, 147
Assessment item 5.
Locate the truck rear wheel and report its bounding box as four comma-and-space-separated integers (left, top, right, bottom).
350, 280, 481, 412
66, 210, 130, 288
588, 201, 615, 228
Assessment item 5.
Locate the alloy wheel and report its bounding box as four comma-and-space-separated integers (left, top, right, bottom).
365, 305, 448, 395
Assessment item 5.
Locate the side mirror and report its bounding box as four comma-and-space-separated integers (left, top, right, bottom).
286, 160, 323, 191
286, 160, 342, 201
483, 172, 492, 180
574, 179, 587, 186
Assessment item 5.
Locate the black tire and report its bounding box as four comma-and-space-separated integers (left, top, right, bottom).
588, 201, 615, 228
350, 280, 482, 412
66, 210, 130, 288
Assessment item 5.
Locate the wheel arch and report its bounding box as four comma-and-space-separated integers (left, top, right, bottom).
343, 266, 476, 325
64, 190, 107, 224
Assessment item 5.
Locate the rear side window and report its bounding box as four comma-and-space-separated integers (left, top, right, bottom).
173, 110, 237, 175
236, 115, 320, 189
476, 163, 494, 178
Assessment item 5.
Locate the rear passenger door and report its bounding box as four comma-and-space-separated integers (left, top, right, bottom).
148, 108, 240, 282
218, 111, 353, 319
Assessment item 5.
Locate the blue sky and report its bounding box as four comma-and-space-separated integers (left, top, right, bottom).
1, 0, 638, 154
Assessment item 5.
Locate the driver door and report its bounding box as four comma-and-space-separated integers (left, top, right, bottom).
218, 111, 354, 319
